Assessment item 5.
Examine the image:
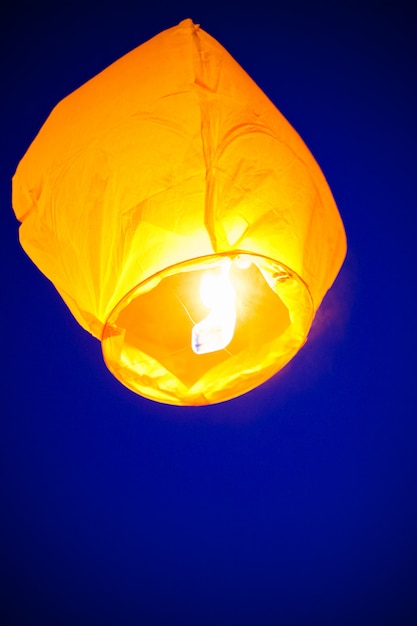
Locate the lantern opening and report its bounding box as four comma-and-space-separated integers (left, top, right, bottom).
102, 253, 314, 406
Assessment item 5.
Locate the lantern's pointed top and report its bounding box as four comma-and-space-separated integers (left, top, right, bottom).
179, 18, 200, 31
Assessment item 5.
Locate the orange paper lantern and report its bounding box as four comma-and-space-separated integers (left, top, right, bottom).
12, 19, 346, 406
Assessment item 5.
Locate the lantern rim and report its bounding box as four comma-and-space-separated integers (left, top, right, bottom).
101, 251, 314, 406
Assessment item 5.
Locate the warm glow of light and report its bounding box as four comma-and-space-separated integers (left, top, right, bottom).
192, 261, 236, 355
12, 18, 347, 405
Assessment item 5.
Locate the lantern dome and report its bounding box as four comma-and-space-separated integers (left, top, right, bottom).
12, 19, 346, 405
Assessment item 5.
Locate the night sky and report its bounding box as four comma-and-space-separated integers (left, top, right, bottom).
1, 2, 417, 625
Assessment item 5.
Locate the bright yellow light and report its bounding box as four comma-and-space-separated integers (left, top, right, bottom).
192, 261, 236, 355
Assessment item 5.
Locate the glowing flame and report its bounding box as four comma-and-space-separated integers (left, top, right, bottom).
192, 261, 236, 355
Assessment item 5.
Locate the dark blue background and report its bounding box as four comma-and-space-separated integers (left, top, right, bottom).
1, 2, 416, 624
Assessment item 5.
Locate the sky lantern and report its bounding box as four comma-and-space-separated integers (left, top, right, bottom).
12, 19, 347, 406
